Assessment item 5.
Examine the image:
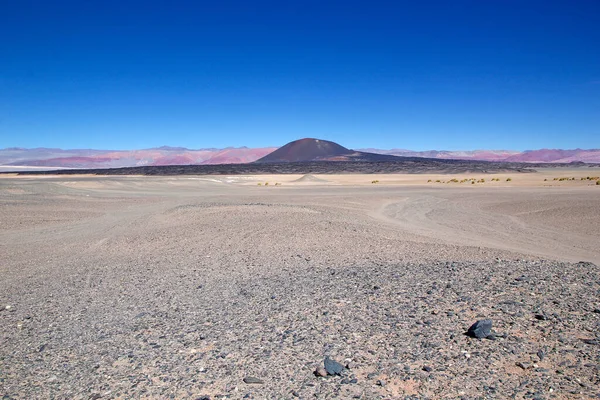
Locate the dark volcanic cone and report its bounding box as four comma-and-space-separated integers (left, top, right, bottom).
256, 138, 351, 163
255, 138, 403, 163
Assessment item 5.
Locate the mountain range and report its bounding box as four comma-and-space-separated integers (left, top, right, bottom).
1, 140, 599, 170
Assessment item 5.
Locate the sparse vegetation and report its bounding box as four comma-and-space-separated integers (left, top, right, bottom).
371, 180, 380, 184
506, 178, 512, 182
257, 182, 262, 186
264, 182, 269, 186
427, 179, 432, 183
597, 180, 600, 185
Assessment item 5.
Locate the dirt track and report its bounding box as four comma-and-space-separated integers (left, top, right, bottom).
1, 171, 599, 399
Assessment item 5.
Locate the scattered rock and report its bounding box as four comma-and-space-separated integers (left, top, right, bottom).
324, 356, 345, 376
516, 362, 532, 370
466, 319, 492, 338
243, 377, 264, 384
314, 366, 328, 377
537, 349, 545, 361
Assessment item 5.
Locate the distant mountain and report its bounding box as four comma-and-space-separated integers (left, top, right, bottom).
255, 138, 403, 163
360, 148, 600, 163
256, 138, 350, 162
1, 146, 276, 170
2, 141, 600, 171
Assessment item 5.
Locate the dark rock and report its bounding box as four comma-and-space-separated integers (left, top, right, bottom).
324, 356, 345, 376
422, 366, 432, 372
516, 362, 531, 370
537, 349, 545, 361
243, 377, 264, 384
466, 319, 492, 338
534, 314, 547, 321
376, 379, 386, 386
581, 339, 598, 345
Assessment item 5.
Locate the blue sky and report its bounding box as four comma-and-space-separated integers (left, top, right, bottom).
1, 0, 599, 151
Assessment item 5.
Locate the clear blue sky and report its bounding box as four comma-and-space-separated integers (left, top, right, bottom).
1, 0, 599, 151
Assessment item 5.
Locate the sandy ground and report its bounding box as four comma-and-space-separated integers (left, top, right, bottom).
1, 167, 599, 399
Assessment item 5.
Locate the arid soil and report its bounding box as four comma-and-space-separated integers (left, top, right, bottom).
1, 169, 599, 399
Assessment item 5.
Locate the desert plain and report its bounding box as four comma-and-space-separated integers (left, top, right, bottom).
1, 167, 599, 399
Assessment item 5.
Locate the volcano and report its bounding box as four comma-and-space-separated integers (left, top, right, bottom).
255, 138, 401, 163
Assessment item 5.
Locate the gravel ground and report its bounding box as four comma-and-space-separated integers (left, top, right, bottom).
1, 176, 599, 399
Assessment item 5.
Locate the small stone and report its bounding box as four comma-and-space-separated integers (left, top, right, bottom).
243, 377, 264, 384
534, 314, 547, 321
581, 339, 598, 346
537, 349, 545, 361
350, 378, 358, 384
516, 362, 531, 370
376, 380, 386, 386
466, 319, 492, 338
315, 366, 328, 377
324, 356, 345, 376
422, 366, 432, 372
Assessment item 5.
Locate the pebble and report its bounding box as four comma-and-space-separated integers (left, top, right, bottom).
314, 366, 328, 377
243, 377, 264, 384
466, 319, 492, 338
324, 356, 345, 376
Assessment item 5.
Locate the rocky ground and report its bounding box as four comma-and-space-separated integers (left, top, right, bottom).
1, 176, 599, 399
2, 259, 599, 399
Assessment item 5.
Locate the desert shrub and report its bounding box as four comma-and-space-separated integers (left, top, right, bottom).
506, 178, 512, 182
371, 180, 379, 184
275, 182, 281, 186
264, 182, 269, 186
544, 178, 547, 181
435, 180, 441, 183
257, 183, 262, 186
597, 180, 600, 185
427, 179, 432, 183
471, 181, 475, 184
